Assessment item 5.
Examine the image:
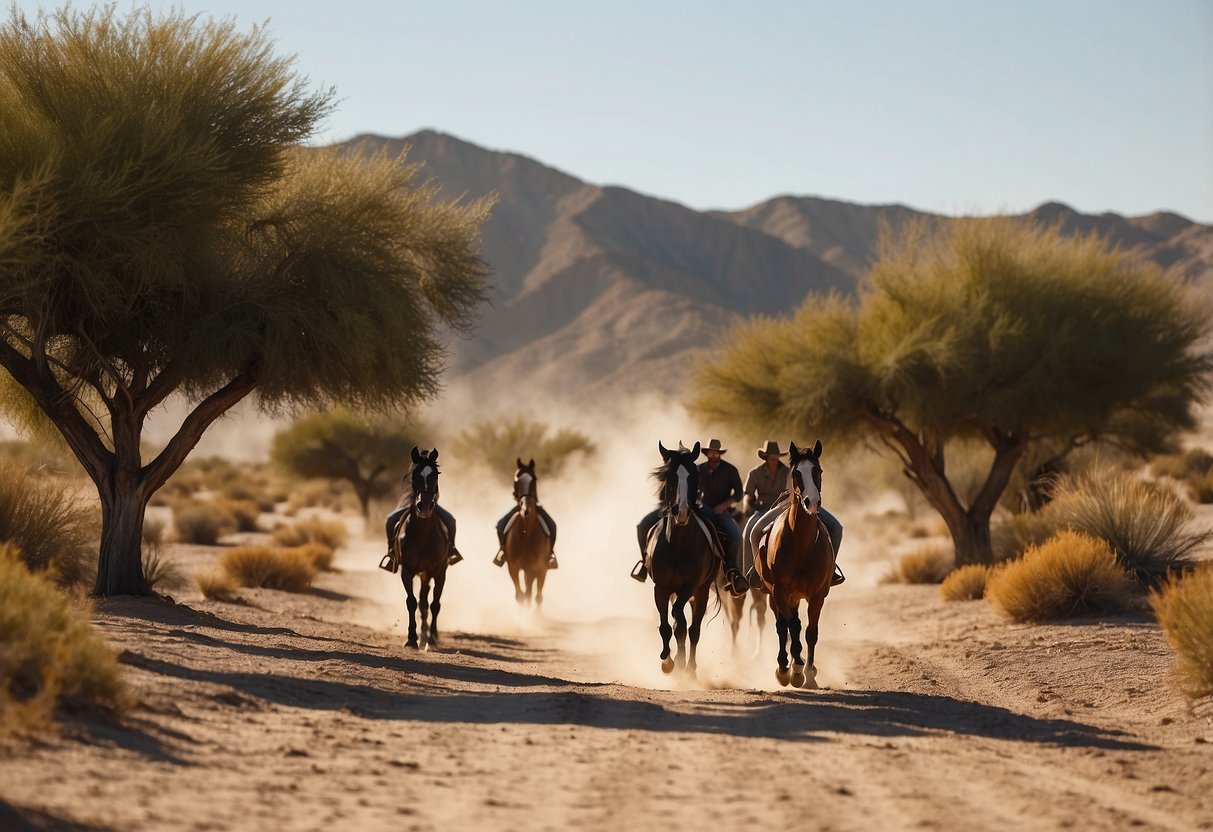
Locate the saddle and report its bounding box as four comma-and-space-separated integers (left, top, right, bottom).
643, 512, 725, 573
379, 512, 452, 573
502, 508, 553, 539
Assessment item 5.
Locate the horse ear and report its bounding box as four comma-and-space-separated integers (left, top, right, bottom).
429, 448, 439, 462
411, 446, 422, 464
658, 442, 672, 462
528, 458, 535, 469
516, 457, 524, 469
813, 439, 823, 458
789, 441, 800, 458
690, 441, 701, 460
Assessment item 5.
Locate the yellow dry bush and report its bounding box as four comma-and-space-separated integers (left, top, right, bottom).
940, 564, 992, 602
271, 517, 348, 551
173, 501, 236, 545
195, 570, 240, 603
282, 542, 335, 572
220, 546, 316, 593
986, 531, 1134, 622
884, 544, 954, 584
215, 498, 262, 533
1150, 566, 1213, 700
0, 545, 126, 733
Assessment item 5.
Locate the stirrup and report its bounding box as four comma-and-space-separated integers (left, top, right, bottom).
630, 561, 648, 583
831, 565, 846, 586
492, 549, 506, 567
725, 569, 748, 598
447, 548, 464, 566
378, 553, 399, 574
548, 555, 559, 570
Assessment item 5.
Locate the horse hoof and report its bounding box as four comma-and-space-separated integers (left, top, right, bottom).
406, 639, 419, 650
661, 657, 675, 674
775, 667, 791, 687
791, 671, 806, 688
803, 667, 819, 690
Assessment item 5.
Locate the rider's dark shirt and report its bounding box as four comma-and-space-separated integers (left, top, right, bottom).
698, 460, 743, 509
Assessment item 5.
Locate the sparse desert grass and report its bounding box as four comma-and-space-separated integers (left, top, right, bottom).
992, 510, 1060, 562
884, 544, 954, 584
173, 501, 237, 545
1150, 447, 1213, 483
986, 531, 1134, 622
141, 545, 186, 593
195, 570, 241, 602
1150, 566, 1213, 699
0, 460, 99, 588
271, 517, 348, 551
282, 542, 335, 572
220, 545, 316, 593
216, 498, 262, 533
0, 545, 126, 732
1047, 471, 1209, 585
940, 564, 992, 602
283, 479, 355, 516
1185, 470, 1213, 505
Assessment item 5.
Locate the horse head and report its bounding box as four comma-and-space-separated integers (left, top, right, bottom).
789, 440, 823, 518
410, 446, 440, 519
655, 441, 701, 526
513, 457, 537, 518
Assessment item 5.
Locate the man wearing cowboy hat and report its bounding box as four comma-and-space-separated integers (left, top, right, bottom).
742, 441, 845, 587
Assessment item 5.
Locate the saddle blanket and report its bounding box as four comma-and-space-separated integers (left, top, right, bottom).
644, 513, 724, 573
502, 508, 553, 540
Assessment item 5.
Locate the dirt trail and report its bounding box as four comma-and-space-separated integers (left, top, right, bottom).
2, 540, 1211, 832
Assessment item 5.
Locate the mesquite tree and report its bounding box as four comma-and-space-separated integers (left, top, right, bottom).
692, 218, 1212, 565
0, 8, 490, 594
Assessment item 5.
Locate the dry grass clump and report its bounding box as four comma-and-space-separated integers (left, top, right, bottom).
195, 570, 241, 603
1047, 471, 1209, 585
884, 544, 954, 584
940, 564, 992, 602
0, 459, 99, 588
986, 531, 1134, 622
1149, 566, 1213, 700
220, 545, 316, 593
173, 501, 236, 545
992, 510, 1060, 562
283, 479, 355, 516
0, 545, 126, 732
271, 517, 348, 551
215, 498, 262, 533
282, 542, 335, 572
141, 546, 186, 593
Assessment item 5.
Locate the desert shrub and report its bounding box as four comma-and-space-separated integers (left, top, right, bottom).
220, 546, 316, 593
940, 564, 992, 601
141, 546, 186, 593
1047, 471, 1210, 585
451, 417, 596, 484
0, 545, 126, 731
141, 516, 166, 547
271, 517, 348, 551
1185, 470, 1213, 505
992, 510, 1061, 562
1150, 447, 1213, 482
884, 544, 954, 584
282, 542, 335, 572
195, 570, 240, 602
986, 531, 1134, 622
0, 459, 99, 587
283, 479, 355, 516
216, 498, 262, 533
1150, 566, 1213, 699
173, 502, 237, 545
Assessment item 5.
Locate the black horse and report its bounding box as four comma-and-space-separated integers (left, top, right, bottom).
394, 447, 450, 650
647, 441, 718, 676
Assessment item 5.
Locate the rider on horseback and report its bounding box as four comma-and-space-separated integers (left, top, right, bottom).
492, 460, 559, 570
383, 451, 463, 569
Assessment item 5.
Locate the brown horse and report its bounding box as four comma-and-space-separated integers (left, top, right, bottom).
504, 458, 553, 607
648, 442, 718, 676
394, 447, 450, 650
752, 440, 835, 688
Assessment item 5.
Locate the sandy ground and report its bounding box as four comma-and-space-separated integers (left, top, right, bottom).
2, 524, 1212, 832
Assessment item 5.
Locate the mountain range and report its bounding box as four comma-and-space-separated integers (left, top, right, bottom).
339, 131, 1213, 410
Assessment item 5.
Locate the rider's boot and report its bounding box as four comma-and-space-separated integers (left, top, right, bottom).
493, 549, 507, 567
379, 545, 399, 573
831, 564, 846, 586
447, 545, 464, 566
630, 559, 648, 583
548, 551, 559, 570
724, 567, 748, 598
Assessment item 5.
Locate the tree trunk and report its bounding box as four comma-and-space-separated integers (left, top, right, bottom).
354, 480, 371, 520
944, 510, 996, 566
94, 483, 151, 596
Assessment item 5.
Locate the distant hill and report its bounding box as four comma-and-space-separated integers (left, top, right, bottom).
337, 131, 1213, 409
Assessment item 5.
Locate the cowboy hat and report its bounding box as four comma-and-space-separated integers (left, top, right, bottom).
757, 440, 788, 460
702, 438, 727, 454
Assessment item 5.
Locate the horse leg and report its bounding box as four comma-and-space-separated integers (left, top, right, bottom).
728, 593, 742, 650
418, 578, 431, 648
655, 587, 674, 674
803, 593, 826, 690
789, 603, 806, 688
687, 587, 709, 678
402, 571, 419, 649
525, 571, 536, 607
671, 592, 691, 671
509, 564, 525, 605
751, 590, 768, 659
535, 570, 546, 609
430, 571, 445, 647
772, 596, 792, 686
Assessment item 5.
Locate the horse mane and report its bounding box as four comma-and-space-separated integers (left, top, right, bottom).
651, 455, 699, 507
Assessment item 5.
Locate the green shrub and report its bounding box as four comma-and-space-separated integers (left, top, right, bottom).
884, 544, 954, 584
1046, 471, 1209, 585
0, 545, 126, 732
1150, 566, 1213, 700
220, 546, 316, 593
986, 531, 1134, 622
940, 564, 992, 602
0, 459, 98, 587
271, 517, 348, 551
173, 502, 237, 545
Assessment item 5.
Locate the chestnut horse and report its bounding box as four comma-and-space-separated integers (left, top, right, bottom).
504, 458, 553, 607
752, 440, 835, 688
394, 447, 450, 650
648, 442, 718, 676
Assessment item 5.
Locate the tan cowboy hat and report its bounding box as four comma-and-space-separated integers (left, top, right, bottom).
703, 438, 727, 454
757, 440, 788, 460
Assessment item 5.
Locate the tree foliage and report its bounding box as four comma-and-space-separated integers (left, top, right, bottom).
692, 217, 1212, 564
451, 417, 596, 485
0, 7, 491, 594
271, 409, 424, 517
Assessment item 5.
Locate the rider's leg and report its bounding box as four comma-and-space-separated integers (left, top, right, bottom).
538, 505, 558, 568
747, 499, 789, 588
382, 506, 406, 570
632, 507, 662, 581
715, 510, 747, 596
819, 506, 845, 585
435, 504, 462, 565
493, 508, 514, 566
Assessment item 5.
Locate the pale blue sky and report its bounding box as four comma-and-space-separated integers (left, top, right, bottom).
18, 1, 1213, 221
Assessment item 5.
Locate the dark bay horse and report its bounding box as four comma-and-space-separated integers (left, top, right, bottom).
504, 458, 553, 607
647, 442, 718, 676
752, 440, 835, 688
394, 447, 450, 650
